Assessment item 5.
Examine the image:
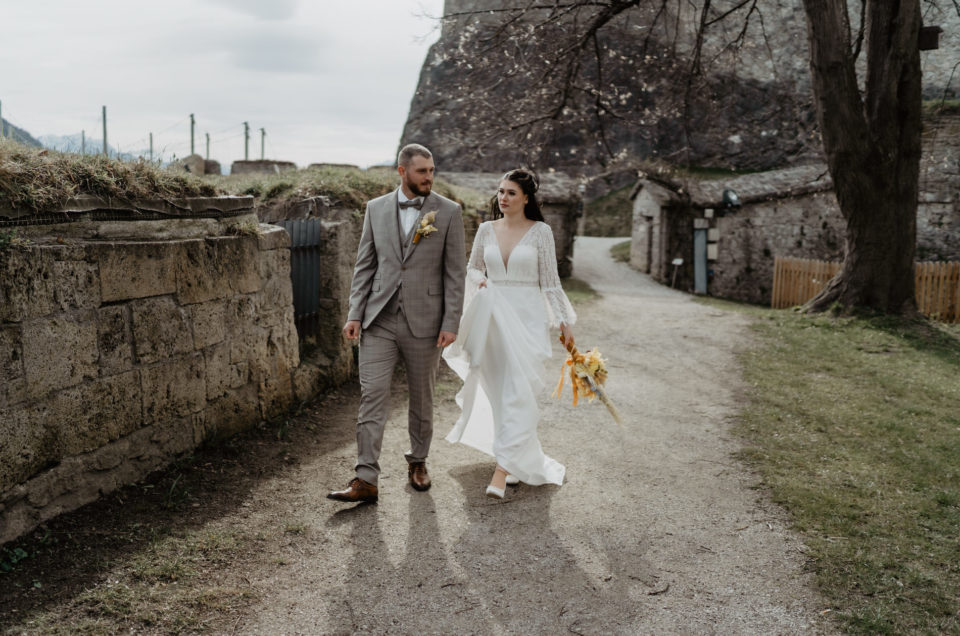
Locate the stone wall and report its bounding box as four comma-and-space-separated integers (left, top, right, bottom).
0, 199, 304, 544
230, 160, 297, 175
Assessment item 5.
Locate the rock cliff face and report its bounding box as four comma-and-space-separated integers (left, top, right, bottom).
401, 0, 958, 176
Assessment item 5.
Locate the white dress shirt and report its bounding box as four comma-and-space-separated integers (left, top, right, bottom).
397, 189, 421, 237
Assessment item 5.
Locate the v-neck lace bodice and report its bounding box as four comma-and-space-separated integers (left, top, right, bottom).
465, 221, 576, 328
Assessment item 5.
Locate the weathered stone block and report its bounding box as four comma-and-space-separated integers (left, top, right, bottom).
0, 247, 56, 322
0, 376, 26, 410
202, 386, 262, 440
131, 296, 193, 364
259, 372, 294, 420
0, 325, 23, 382
190, 301, 226, 350
177, 237, 259, 304
97, 305, 133, 374
0, 405, 56, 494
22, 313, 99, 398
257, 248, 291, 285
257, 225, 291, 252
225, 295, 257, 334
258, 274, 294, 316
54, 260, 100, 311
99, 242, 178, 302
141, 353, 206, 425
51, 371, 143, 457
203, 342, 248, 401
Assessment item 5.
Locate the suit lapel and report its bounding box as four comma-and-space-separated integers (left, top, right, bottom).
403, 194, 439, 263
386, 191, 403, 262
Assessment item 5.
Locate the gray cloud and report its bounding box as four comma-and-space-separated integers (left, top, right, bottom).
227, 29, 324, 73
202, 0, 300, 20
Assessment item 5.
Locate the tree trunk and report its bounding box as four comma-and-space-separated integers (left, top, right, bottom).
802, 0, 922, 314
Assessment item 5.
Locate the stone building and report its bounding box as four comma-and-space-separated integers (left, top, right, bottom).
630, 110, 960, 305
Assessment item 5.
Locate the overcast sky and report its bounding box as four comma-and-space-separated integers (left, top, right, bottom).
2, 0, 445, 168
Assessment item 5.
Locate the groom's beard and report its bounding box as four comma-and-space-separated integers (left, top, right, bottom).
407, 180, 433, 198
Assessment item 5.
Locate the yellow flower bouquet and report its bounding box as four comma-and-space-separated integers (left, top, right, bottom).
553, 335, 623, 426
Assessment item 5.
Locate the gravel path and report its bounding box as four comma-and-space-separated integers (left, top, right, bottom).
222, 237, 834, 634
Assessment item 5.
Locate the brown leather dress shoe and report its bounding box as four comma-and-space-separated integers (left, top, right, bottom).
327, 477, 378, 503
408, 462, 431, 491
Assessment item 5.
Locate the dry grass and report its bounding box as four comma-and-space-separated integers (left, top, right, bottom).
610, 239, 631, 263
210, 164, 488, 214
0, 141, 486, 217
0, 139, 218, 212
701, 298, 960, 634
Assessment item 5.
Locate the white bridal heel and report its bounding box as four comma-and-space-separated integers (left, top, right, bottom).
485, 484, 505, 499
505, 474, 520, 486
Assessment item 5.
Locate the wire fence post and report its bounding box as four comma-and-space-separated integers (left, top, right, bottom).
102, 106, 108, 157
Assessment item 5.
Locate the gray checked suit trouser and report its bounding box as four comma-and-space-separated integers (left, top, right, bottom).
348, 190, 466, 486
356, 291, 442, 484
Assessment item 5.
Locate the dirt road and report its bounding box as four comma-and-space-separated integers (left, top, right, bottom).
217, 236, 833, 634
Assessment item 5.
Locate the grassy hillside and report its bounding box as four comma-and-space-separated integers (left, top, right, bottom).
211, 165, 487, 213
582, 185, 633, 237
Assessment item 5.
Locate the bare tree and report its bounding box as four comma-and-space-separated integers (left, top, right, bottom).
434, 0, 932, 315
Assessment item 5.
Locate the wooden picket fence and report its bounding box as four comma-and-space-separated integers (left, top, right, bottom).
771, 257, 960, 323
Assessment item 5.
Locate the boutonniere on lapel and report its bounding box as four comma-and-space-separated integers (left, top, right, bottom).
412, 211, 438, 244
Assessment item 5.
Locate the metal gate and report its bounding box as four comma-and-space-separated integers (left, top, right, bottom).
273, 219, 324, 339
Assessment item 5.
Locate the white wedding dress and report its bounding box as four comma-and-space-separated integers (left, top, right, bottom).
442, 221, 576, 486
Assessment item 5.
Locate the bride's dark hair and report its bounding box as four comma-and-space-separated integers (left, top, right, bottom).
490, 168, 545, 222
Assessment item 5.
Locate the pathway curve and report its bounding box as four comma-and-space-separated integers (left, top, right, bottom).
224, 237, 834, 634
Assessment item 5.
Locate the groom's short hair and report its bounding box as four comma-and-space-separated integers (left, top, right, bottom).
397, 144, 433, 168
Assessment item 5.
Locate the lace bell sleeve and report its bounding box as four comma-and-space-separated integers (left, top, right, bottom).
537, 223, 577, 328
463, 222, 489, 308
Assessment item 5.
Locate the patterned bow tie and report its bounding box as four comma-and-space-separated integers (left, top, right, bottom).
399, 198, 423, 209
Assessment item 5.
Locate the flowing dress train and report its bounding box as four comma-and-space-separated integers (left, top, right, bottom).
442, 221, 576, 486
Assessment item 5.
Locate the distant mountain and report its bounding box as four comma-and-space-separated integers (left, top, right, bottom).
0, 119, 42, 148
38, 133, 151, 162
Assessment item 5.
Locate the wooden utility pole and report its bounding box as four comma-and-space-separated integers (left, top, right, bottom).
149, 132, 153, 161
82, 130, 86, 155
205, 132, 210, 160
102, 106, 108, 157
243, 122, 250, 160
260, 128, 266, 160
0, 99, 4, 138
190, 113, 195, 155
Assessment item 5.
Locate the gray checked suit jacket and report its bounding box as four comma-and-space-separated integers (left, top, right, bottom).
347, 189, 466, 339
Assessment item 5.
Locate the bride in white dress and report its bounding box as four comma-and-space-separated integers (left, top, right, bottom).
442, 168, 577, 498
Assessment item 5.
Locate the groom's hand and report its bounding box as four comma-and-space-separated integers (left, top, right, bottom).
437, 330, 457, 348
343, 320, 361, 341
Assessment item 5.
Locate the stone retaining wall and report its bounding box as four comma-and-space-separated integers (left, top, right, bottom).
0, 200, 304, 544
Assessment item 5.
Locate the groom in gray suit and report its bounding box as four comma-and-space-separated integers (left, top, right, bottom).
328, 143, 466, 503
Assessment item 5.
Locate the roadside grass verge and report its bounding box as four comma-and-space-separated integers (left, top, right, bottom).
610, 239, 631, 264
562, 277, 599, 304
701, 298, 960, 634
